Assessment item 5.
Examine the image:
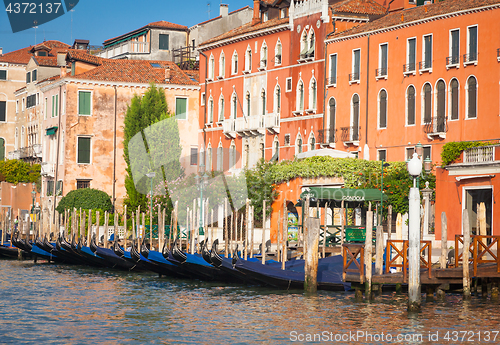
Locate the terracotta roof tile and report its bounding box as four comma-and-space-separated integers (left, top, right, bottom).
71, 59, 198, 86
33, 56, 59, 67
66, 49, 104, 66
331, 0, 387, 15
331, 0, 500, 39
0, 40, 70, 64
103, 21, 188, 45
200, 17, 289, 46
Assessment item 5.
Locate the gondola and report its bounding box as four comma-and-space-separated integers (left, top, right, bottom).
233, 255, 350, 291
145, 242, 192, 279
90, 236, 137, 271
112, 238, 160, 273
30, 234, 59, 262
0, 241, 22, 259
54, 234, 87, 265
76, 234, 109, 267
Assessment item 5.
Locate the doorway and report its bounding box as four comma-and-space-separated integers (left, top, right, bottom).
464, 187, 493, 236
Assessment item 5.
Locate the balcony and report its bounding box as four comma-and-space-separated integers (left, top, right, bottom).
222, 119, 236, 139
463, 52, 477, 66
41, 162, 55, 177
318, 128, 337, 147
340, 126, 361, 146
172, 45, 199, 71
446, 55, 460, 69
419, 60, 432, 73
327, 76, 336, 86
258, 59, 267, 71
423, 116, 447, 140
375, 67, 387, 79
96, 41, 149, 59
7, 150, 21, 160
19, 144, 42, 160
349, 72, 360, 84
464, 145, 495, 164
235, 115, 265, 136
264, 113, 280, 134
403, 63, 416, 76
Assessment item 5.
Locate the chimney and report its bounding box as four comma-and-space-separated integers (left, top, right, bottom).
220, 4, 228, 17
165, 67, 171, 83
0, 48, 2, 56
252, 0, 261, 26
57, 52, 66, 67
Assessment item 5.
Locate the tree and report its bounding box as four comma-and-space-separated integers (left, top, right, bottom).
0, 159, 40, 184
123, 83, 182, 219
56, 188, 113, 214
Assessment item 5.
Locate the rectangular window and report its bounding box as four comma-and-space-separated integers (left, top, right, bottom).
44, 98, 48, 119
62, 91, 66, 114
449, 29, 459, 65
284, 134, 291, 146
467, 25, 477, 62
423, 146, 431, 160
407, 38, 416, 72
175, 97, 187, 120
0, 101, 5, 122
406, 147, 415, 161
46, 180, 54, 196
190, 147, 198, 165
32, 69, 37, 82
26, 72, 31, 83
77, 137, 91, 164
352, 49, 360, 80
78, 91, 91, 115
201, 92, 205, 106
159, 34, 169, 50
379, 43, 388, 76
51, 94, 59, 117
378, 149, 386, 162
16, 100, 19, 113
76, 180, 90, 189
26, 94, 36, 108
286, 77, 292, 92
422, 34, 432, 69
0, 70, 6, 80
329, 54, 337, 85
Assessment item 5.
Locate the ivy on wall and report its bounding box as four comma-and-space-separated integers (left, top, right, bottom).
441, 141, 498, 167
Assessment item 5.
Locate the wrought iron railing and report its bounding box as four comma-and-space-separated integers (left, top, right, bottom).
349, 72, 360, 82
96, 41, 149, 58
375, 67, 387, 77
340, 126, 361, 142
423, 116, 448, 134
18, 144, 42, 159
318, 129, 336, 144
403, 63, 416, 73
464, 145, 495, 163
327, 76, 337, 85
446, 55, 460, 65
419, 60, 432, 70
173, 46, 199, 70
463, 52, 477, 64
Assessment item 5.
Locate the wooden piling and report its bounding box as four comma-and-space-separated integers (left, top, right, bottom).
124, 206, 128, 249
96, 211, 100, 243
87, 210, 92, 246
244, 201, 249, 260
149, 203, 153, 248
322, 203, 327, 259
375, 225, 384, 275
104, 211, 109, 248
210, 210, 214, 250
491, 282, 499, 300
387, 205, 392, 241
440, 212, 447, 269
277, 210, 281, 262
158, 205, 162, 251
479, 202, 487, 245
261, 200, 266, 264
250, 206, 255, 258
303, 195, 309, 259
79, 208, 83, 239
229, 210, 234, 257
142, 212, 146, 244
340, 200, 345, 253
463, 209, 471, 299
114, 211, 118, 245
282, 200, 288, 270
304, 217, 320, 293
190, 208, 195, 254
395, 213, 402, 272
365, 210, 373, 299
132, 212, 136, 243
224, 198, 228, 257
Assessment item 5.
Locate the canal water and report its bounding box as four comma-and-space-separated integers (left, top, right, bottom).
1, 259, 499, 344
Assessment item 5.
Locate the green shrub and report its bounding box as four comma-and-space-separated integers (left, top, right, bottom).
56, 188, 113, 214
441, 141, 497, 167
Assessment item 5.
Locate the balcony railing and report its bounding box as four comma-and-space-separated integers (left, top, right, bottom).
464, 145, 495, 163
403, 63, 416, 73
264, 113, 279, 129
41, 162, 55, 177
340, 126, 361, 143
96, 41, 150, 59
318, 128, 336, 144
7, 150, 21, 160
222, 119, 236, 137
19, 144, 42, 160
172, 46, 199, 70
375, 67, 387, 78
419, 60, 432, 70
349, 72, 360, 83
446, 55, 460, 66
463, 52, 478, 64
327, 76, 337, 85
423, 116, 448, 136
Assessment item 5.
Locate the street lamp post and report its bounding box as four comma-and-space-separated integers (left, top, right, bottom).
407, 152, 422, 311
146, 172, 156, 246
380, 160, 390, 225
31, 182, 36, 234
195, 161, 209, 241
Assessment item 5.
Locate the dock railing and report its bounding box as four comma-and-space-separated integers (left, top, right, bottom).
383, 240, 432, 281
343, 243, 364, 283
455, 235, 500, 276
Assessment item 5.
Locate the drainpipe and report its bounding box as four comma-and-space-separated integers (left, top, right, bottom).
364, 34, 370, 160
112, 85, 117, 213
323, 22, 336, 144
52, 84, 62, 224
199, 50, 208, 149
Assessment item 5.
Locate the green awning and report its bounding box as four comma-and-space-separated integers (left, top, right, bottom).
299, 187, 388, 203
104, 30, 147, 48
45, 126, 58, 136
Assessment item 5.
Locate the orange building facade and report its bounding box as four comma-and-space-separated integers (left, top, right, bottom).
325, 0, 500, 164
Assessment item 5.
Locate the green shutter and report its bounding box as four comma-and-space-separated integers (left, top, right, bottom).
0, 70, 6, 80
159, 34, 169, 50
176, 98, 187, 119
0, 138, 4, 161
55, 94, 59, 117
52, 96, 55, 118
79, 91, 91, 115
0, 101, 5, 122
78, 137, 91, 164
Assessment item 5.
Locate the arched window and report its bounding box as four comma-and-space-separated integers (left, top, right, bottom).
15, 128, 18, 150
379, 89, 387, 129
274, 85, 281, 114
309, 134, 316, 151
206, 143, 212, 171
21, 126, 25, 148
219, 52, 225, 78
309, 78, 317, 110
232, 51, 238, 74
467, 76, 477, 118
450, 78, 459, 120
0, 138, 5, 161
244, 144, 250, 167
229, 142, 236, 169
351, 94, 360, 141
423, 83, 432, 124
308, 29, 315, 58
261, 89, 266, 116
296, 135, 303, 154
260, 42, 267, 68
260, 143, 265, 160
218, 95, 225, 122
297, 80, 304, 111
217, 144, 223, 171
231, 92, 237, 119
208, 96, 214, 123
209, 54, 215, 80
275, 39, 282, 65
273, 137, 279, 161
328, 98, 336, 142
436, 80, 446, 130
407, 86, 415, 125
245, 46, 252, 71
300, 30, 308, 58
245, 91, 251, 116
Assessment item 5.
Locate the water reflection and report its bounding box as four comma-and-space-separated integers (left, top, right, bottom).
1, 260, 500, 344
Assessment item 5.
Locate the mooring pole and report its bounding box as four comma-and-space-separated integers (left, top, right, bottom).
365, 209, 373, 299
408, 175, 421, 310
463, 209, 471, 299
261, 200, 266, 264
304, 217, 320, 293
440, 212, 447, 269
